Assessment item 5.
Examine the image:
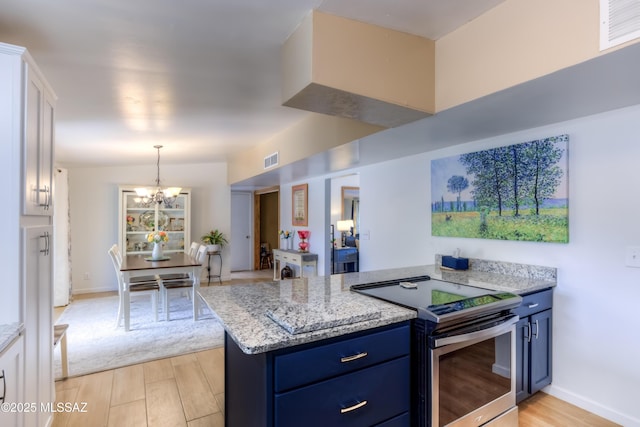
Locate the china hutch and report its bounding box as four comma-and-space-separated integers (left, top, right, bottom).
118, 186, 191, 256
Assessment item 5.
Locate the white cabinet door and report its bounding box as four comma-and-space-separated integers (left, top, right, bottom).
41, 92, 54, 214
23, 69, 42, 216
22, 62, 54, 216
0, 335, 25, 427
23, 226, 53, 427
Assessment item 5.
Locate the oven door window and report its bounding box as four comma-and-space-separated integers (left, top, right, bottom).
431, 329, 514, 427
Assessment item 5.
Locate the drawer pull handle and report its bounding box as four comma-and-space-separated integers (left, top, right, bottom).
1, 369, 5, 403
340, 400, 367, 414
527, 303, 539, 309
340, 352, 368, 363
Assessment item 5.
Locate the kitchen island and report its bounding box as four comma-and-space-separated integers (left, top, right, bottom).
198, 260, 557, 427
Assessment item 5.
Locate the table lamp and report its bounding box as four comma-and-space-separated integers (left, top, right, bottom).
336, 219, 354, 247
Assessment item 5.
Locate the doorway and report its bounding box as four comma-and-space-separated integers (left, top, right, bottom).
253, 187, 279, 270
329, 174, 360, 274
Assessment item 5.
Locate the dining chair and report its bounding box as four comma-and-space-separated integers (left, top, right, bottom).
159, 245, 208, 321
111, 244, 158, 284
156, 241, 202, 283
260, 242, 272, 269
108, 245, 160, 328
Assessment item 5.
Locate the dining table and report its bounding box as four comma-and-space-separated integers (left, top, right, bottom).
119, 252, 204, 332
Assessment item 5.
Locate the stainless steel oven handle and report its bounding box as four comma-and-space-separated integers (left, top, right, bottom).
433, 315, 519, 348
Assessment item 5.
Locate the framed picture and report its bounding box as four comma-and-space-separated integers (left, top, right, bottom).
292, 183, 308, 226
170, 217, 184, 231
430, 134, 569, 243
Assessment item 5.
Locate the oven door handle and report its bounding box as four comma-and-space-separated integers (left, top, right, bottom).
432, 315, 519, 348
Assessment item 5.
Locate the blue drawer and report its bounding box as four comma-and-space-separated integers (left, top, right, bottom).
274, 323, 410, 392
514, 288, 553, 318
336, 248, 358, 262
275, 356, 410, 427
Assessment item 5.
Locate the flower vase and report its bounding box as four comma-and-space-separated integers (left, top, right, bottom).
151, 242, 163, 260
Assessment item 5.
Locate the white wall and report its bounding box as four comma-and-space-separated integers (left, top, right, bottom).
274, 104, 640, 425
279, 178, 328, 276
68, 162, 230, 294
356, 104, 640, 426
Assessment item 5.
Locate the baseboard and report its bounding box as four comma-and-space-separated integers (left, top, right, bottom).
73, 286, 116, 295
545, 385, 640, 427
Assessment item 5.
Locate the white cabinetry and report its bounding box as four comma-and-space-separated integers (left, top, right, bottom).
118, 186, 191, 256
0, 335, 25, 427
0, 42, 55, 427
23, 53, 55, 216
23, 226, 53, 427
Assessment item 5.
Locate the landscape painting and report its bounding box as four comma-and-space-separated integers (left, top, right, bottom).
431, 134, 569, 243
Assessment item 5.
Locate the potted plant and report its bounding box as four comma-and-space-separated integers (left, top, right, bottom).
201, 229, 228, 252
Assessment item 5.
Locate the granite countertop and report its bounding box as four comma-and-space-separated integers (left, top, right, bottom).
199, 260, 557, 355
0, 322, 23, 353
198, 273, 418, 355
424, 263, 557, 295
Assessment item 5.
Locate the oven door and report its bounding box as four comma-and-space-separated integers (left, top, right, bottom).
429, 314, 518, 427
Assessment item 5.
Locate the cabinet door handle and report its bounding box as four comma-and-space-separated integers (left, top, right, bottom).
340, 400, 367, 414
39, 233, 46, 254
340, 352, 368, 363
40, 232, 50, 256
525, 322, 532, 343
45, 185, 50, 209
39, 185, 50, 209
533, 319, 539, 340
527, 303, 539, 309
1, 369, 6, 403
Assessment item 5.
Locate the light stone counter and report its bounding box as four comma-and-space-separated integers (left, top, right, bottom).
0, 322, 22, 353
429, 255, 557, 294
199, 260, 556, 355
198, 272, 419, 355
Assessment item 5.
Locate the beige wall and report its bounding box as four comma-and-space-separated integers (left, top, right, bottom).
281, 12, 313, 104
436, 0, 601, 111
232, 0, 640, 185
312, 11, 435, 113
227, 113, 383, 185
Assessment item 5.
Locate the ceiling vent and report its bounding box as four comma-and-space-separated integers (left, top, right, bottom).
264, 152, 279, 169
600, 0, 640, 50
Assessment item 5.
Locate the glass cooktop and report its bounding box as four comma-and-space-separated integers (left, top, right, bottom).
351, 276, 522, 324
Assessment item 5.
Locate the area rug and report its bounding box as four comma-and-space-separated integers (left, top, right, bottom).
53, 294, 224, 378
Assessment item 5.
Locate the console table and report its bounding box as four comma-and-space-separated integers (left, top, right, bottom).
273, 249, 318, 280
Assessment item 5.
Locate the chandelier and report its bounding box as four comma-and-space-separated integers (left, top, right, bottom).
134, 145, 182, 205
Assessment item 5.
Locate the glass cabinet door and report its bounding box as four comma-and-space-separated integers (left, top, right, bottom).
119, 187, 190, 256
159, 193, 188, 253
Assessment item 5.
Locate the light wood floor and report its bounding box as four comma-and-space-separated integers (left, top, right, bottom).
53, 269, 619, 426
53, 348, 618, 427
53, 348, 224, 427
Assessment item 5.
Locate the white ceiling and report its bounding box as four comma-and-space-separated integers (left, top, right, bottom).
0, 0, 506, 168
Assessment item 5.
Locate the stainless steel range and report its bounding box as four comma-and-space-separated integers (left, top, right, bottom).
352, 276, 522, 427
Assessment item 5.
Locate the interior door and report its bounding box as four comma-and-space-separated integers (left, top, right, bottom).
230, 192, 252, 271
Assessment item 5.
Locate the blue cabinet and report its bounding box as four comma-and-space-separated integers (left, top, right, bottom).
225, 322, 411, 427
514, 288, 553, 403
333, 247, 359, 273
